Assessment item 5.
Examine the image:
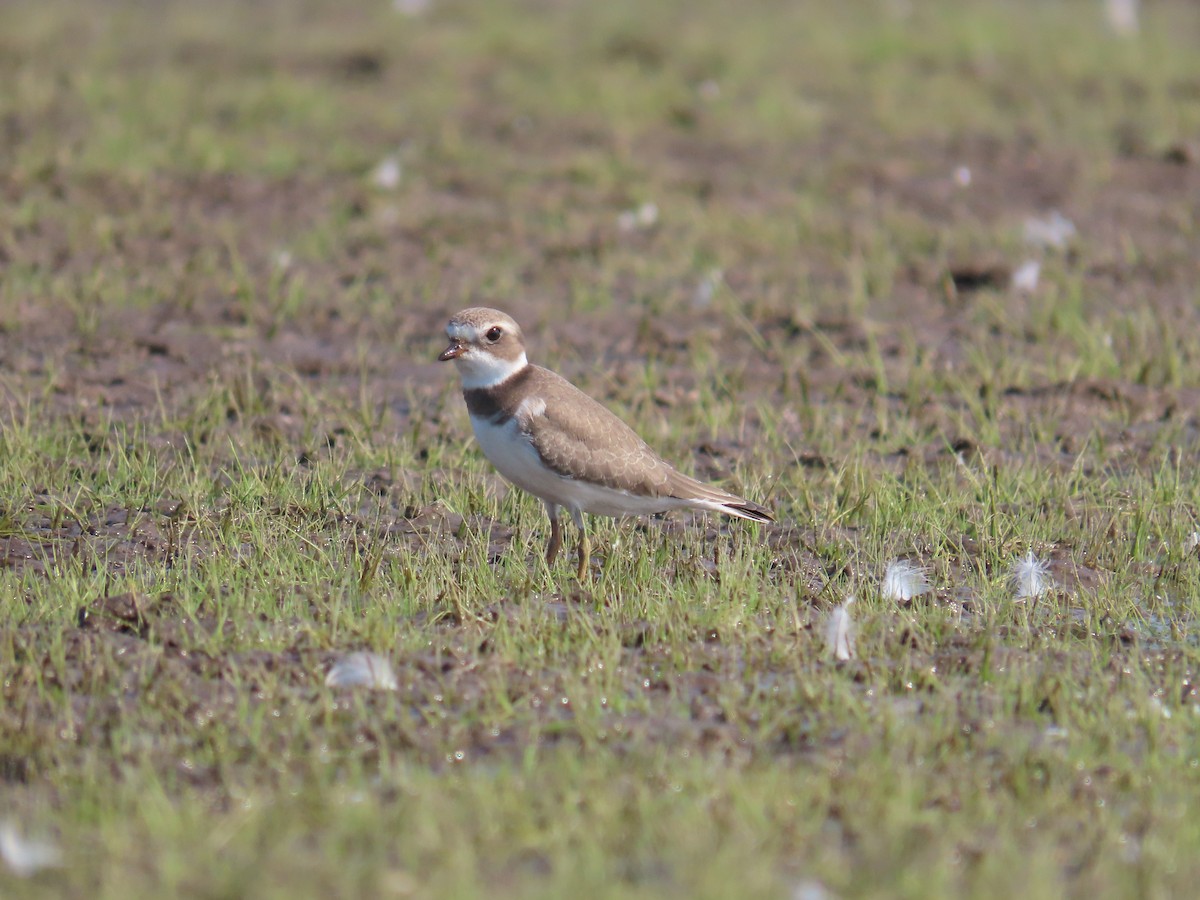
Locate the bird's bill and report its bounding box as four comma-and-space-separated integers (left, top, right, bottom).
437, 342, 465, 361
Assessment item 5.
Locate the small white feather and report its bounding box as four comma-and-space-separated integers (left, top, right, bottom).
372, 155, 402, 190
325, 652, 398, 691
1010, 550, 1052, 599
1105, 0, 1138, 36
1023, 211, 1077, 250
792, 878, 833, 900
881, 559, 931, 603
825, 596, 856, 661
0, 821, 62, 877
515, 395, 547, 423
1011, 260, 1040, 294
617, 201, 659, 232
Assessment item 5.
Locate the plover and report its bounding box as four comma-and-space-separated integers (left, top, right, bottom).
438, 307, 772, 578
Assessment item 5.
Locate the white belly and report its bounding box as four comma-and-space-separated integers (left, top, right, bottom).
470, 414, 567, 503
469, 414, 682, 517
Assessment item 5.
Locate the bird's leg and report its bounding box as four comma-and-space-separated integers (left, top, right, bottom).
544, 502, 563, 567
570, 508, 590, 580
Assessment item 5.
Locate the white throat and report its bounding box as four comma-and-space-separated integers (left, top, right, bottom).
457, 350, 529, 390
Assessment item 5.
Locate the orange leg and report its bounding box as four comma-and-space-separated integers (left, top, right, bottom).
544, 503, 563, 566
571, 508, 590, 580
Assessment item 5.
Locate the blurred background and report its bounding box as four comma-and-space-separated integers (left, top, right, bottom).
2, 0, 1195, 369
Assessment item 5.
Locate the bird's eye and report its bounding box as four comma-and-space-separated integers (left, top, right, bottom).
485, 326, 503, 343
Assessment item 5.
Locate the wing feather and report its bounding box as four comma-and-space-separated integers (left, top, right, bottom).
517, 367, 772, 521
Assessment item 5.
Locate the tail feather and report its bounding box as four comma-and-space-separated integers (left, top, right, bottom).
718, 499, 773, 523
667, 472, 773, 523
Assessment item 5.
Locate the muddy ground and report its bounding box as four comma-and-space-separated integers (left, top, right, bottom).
2, 2, 1200, 893
4, 134, 1198, 756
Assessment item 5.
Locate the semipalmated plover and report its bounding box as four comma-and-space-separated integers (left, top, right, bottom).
438, 307, 772, 578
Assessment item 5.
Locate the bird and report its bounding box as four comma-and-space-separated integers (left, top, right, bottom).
437, 307, 772, 578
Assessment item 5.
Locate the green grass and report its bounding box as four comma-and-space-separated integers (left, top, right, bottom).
3, 0, 1200, 896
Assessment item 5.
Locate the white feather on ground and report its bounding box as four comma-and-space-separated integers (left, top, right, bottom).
1023, 211, 1077, 250
371, 155, 402, 190
617, 201, 659, 232
792, 878, 834, 900
1010, 550, 1052, 599
325, 652, 398, 691
1011, 260, 1040, 294
881, 559, 931, 603
0, 821, 62, 877
1105, 0, 1138, 36
825, 596, 856, 661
